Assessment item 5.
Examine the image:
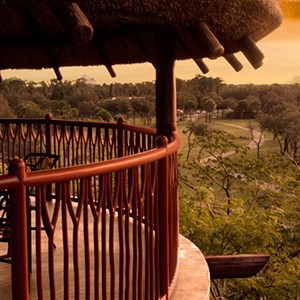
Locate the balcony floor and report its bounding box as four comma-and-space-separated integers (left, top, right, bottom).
0, 201, 210, 299
172, 235, 210, 300
0, 200, 148, 299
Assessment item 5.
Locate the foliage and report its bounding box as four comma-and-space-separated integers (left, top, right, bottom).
179, 129, 300, 299
94, 107, 112, 122
257, 95, 300, 163
17, 101, 44, 118
202, 96, 216, 122
51, 100, 79, 119
130, 97, 154, 125
0, 94, 14, 117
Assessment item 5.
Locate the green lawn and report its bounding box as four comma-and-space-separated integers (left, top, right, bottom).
177, 118, 279, 159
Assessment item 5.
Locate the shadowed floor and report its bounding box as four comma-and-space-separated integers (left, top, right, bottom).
0, 201, 154, 299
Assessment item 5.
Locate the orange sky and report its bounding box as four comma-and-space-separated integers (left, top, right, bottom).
3, 1, 300, 85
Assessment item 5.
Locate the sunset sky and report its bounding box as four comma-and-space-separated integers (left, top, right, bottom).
3, 1, 300, 85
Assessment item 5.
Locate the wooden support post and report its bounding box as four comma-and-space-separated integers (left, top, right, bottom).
155, 28, 176, 140
0, 70, 2, 83
9, 159, 29, 300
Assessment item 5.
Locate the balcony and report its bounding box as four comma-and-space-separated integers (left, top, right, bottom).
0, 115, 209, 299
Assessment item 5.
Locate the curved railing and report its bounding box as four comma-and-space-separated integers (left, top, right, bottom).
0, 116, 180, 300
0, 115, 156, 173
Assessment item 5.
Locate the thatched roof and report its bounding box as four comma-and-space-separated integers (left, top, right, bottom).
0, 0, 282, 77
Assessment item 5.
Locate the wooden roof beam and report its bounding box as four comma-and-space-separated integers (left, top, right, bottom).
26, 4, 65, 35
94, 44, 117, 78
224, 54, 243, 72
191, 22, 224, 59
131, 33, 155, 66
56, 2, 94, 44
104, 65, 116, 78
176, 30, 209, 74
238, 35, 264, 69
53, 67, 63, 81
193, 58, 209, 74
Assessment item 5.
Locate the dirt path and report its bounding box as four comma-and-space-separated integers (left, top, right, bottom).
200, 123, 264, 164
220, 123, 265, 149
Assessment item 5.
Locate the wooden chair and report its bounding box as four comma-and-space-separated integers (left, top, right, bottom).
23, 152, 60, 172
0, 153, 60, 266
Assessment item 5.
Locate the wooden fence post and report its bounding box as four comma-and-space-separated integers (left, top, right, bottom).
9, 158, 29, 300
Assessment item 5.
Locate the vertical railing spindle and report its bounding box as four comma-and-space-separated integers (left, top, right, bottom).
45, 113, 54, 201
9, 158, 29, 300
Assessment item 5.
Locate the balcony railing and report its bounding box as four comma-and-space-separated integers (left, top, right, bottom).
0, 115, 180, 300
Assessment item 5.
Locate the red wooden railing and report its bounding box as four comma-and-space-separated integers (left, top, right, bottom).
0, 116, 180, 300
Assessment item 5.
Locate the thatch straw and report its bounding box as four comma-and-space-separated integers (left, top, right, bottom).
0, 0, 282, 72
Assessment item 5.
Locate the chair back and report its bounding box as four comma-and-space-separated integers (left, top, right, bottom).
23, 153, 60, 171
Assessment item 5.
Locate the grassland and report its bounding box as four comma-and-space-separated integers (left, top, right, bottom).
177, 118, 279, 160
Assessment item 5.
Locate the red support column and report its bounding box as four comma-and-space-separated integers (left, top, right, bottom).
9, 159, 29, 300
155, 27, 177, 298
157, 136, 170, 298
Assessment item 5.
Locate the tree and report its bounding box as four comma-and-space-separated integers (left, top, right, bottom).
51, 100, 79, 119
28, 91, 52, 111
202, 96, 216, 122
182, 122, 210, 160
246, 95, 261, 114
77, 100, 98, 118
130, 98, 154, 125
94, 107, 112, 122
247, 121, 264, 159
214, 95, 226, 119
16, 101, 44, 118
257, 107, 300, 163
179, 130, 300, 299
177, 91, 196, 111
49, 79, 74, 100
0, 78, 29, 108
235, 99, 249, 119
184, 98, 197, 121
186, 75, 224, 98
0, 94, 14, 117
101, 98, 132, 119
